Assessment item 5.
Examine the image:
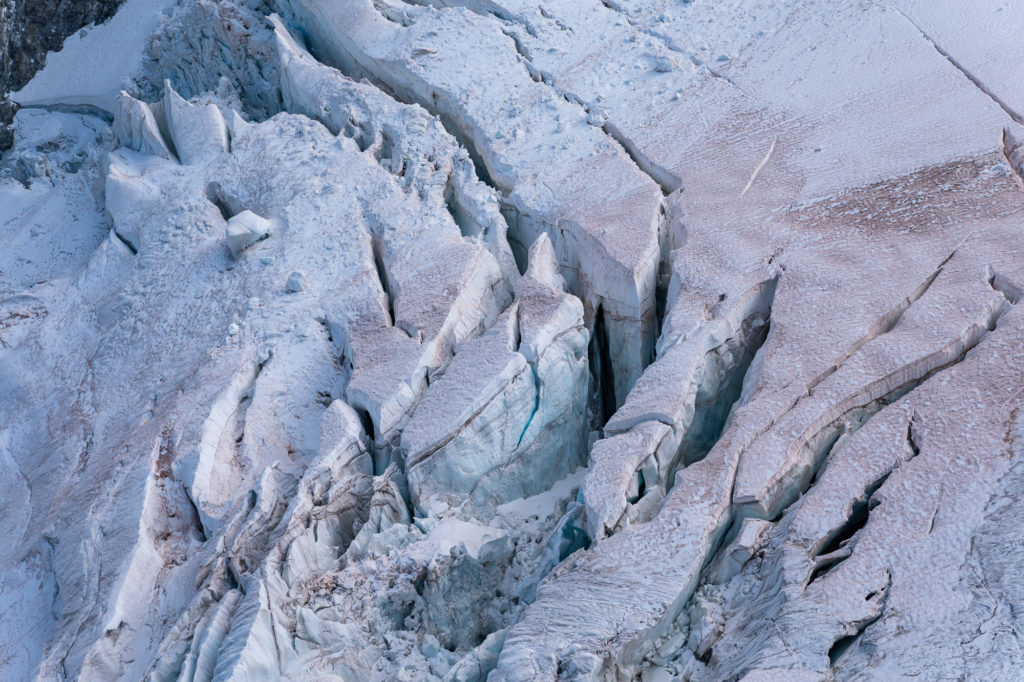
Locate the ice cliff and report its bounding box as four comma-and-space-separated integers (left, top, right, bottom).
2, 0, 1024, 680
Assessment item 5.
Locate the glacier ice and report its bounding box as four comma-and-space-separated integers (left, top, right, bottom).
3, 0, 1024, 680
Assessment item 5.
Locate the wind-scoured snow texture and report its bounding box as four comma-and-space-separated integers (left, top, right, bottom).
5, 0, 1024, 680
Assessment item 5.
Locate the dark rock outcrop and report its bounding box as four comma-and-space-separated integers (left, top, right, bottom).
0, 0, 126, 149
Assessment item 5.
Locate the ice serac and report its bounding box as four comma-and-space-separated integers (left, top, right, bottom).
487, 0, 1024, 679
161, 80, 230, 165
279, 0, 664, 410
582, 272, 776, 540
264, 22, 517, 454
271, 14, 519, 285
172, 400, 375, 682
224, 210, 272, 256
404, 233, 589, 515
113, 91, 175, 161
1, 24, 516, 675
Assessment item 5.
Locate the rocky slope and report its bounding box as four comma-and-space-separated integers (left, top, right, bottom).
0, 0, 128, 148
2, 1, 1024, 680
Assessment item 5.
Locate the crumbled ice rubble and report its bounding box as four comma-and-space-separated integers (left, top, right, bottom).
5, 0, 1024, 681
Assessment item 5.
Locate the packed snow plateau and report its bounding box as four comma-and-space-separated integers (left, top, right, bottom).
2, 1, 1024, 680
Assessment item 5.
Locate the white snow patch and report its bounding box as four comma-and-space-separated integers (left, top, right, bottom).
497, 466, 586, 520
421, 519, 507, 561
11, 0, 178, 112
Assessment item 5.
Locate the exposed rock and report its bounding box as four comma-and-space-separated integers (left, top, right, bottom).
0, 0, 127, 149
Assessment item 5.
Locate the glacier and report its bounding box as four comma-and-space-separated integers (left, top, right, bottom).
2, 0, 1024, 680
